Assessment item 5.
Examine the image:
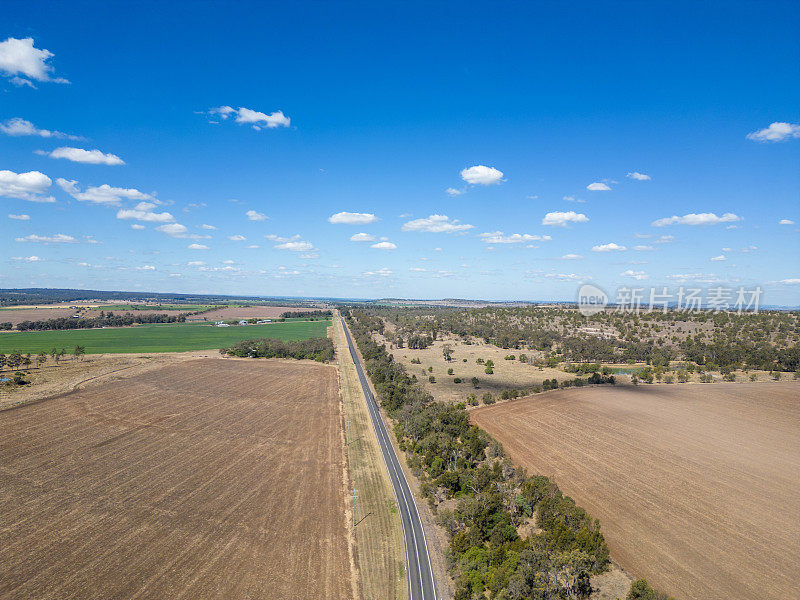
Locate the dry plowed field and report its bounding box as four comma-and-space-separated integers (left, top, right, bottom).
0, 358, 354, 600
472, 382, 800, 600
0, 307, 78, 325
194, 306, 319, 321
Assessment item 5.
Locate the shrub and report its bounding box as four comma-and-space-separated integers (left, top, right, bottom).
448, 368, 454, 375
453, 377, 462, 383
429, 375, 436, 383
482, 392, 494, 405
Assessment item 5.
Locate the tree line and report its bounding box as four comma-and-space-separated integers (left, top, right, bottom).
221, 337, 334, 362
15, 311, 187, 331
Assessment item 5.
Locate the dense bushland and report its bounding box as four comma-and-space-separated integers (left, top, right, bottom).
279, 310, 333, 318
222, 337, 334, 362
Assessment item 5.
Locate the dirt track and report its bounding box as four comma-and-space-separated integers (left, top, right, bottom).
472, 382, 800, 600
0, 358, 354, 600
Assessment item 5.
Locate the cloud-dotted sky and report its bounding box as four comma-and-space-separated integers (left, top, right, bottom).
1, 2, 799, 304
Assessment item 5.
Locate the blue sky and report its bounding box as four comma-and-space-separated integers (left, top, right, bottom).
1, 1, 799, 304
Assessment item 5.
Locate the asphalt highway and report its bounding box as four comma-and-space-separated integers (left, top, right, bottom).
340, 316, 438, 600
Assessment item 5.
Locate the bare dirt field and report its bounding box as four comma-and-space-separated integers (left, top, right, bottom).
191, 305, 321, 321
0, 358, 355, 600
0, 307, 78, 325
472, 382, 800, 600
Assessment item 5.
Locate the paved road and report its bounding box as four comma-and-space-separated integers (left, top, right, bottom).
340, 316, 439, 600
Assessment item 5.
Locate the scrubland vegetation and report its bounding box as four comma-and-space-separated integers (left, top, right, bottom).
345, 309, 615, 600
222, 336, 335, 362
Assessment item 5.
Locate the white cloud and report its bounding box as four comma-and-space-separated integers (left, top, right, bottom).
626, 172, 651, 181
246, 244, 260, 249
208, 106, 290, 130
200, 223, 217, 230
246, 209, 268, 221
131, 224, 145, 230
563, 195, 585, 203
0, 170, 54, 202
746, 122, 800, 143
15, 233, 77, 243
779, 219, 795, 225
446, 187, 464, 196
634, 245, 654, 251
544, 273, 583, 281
228, 234, 246, 241
350, 232, 376, 242
136, 265, 156, 271
654, 234, 675, 244
478, 232, 552, 244
275, 240, 315, 252
156, 223, 189, 236
620, 269, 648, 280
116, 202, 175, 223
710, 255, 727, 261
586, 182, 611, 191
57, 178, 154, 205
44, 147, 124, 165
329, 211, 378, 224
362, 267, 393, 277
777, 278, 800, 285
652, 212, 742, 227
8, 213, 30, 220
188, 243, 209, 250
187, 261, 205, 266
0, 117, 81, 140
460, 165, 504, 185
11, 255, 43, 262
559, 253, 583, 260
402, 214, 473, 233
0, 37, 69, 86
371, 241, 397, 250
542, 211, 589, 227
592, 242, 627, 252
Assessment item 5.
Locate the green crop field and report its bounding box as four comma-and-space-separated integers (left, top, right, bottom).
0, 320, 331, 355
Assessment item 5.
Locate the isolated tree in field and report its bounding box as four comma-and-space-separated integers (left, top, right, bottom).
471, 376, 479, 388
22, 354, 32, 368
50, 347, 58, 362
442, 344, 453, 362
7, 352, 22, 370
37, 351, 47, 367
73, 345, 86, 361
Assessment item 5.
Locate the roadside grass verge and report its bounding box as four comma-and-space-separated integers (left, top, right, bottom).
333, 315, 406, 600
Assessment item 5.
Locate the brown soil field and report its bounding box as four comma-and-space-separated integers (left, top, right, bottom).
191, 305, 321, 321
0, 307, 78, 325
472, 382, 800, 600
0, 358, 355, 600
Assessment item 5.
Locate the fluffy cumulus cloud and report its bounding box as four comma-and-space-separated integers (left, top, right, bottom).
0, 169, 54, 202
188, 243, 209, 250
651, 212, 742, 227
228, 234, 246, 241
245, 209, 268, 221
57, 178, 154, 205
779, 219, 795, 225
201, 223, 217, 229
41, 147, 124, 165
746, 122, 800, 143
402, 214, 473, 233
627, 172, 651, 181
592, 242, 627, 252
116, 202, 175, 223
0, 117, 81, 140
542, 211, 589, 227
275, 240, 314, 251
156, 223, 189, 237
0, 37, 69, 87
130, 224, 145, 230
620, 269, 648, 280
208, 106, 290, 130
15, 233, 77, 243
350, 232, 376, 242
445, 187, 464, 196
328, 211, 378, 225
586, 182, 611, 191
460, 165, 504, 185
559, 253, 583, 260
478, 232, 552, 244
371, 241, 397, 250
8, 213, 30, 220
710, 255, 727, 261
